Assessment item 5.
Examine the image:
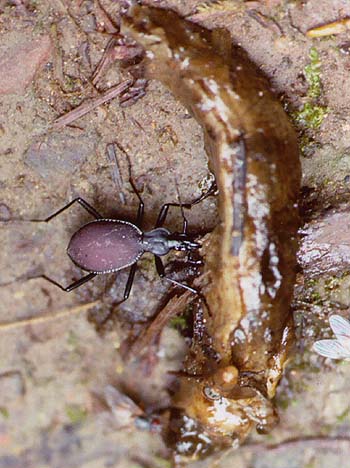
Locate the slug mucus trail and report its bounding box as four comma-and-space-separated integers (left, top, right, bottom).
122, 3, 301, 460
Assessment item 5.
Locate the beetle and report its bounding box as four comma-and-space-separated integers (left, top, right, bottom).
38, 179, 215, 307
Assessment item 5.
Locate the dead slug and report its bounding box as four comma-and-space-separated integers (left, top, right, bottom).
122, 3, 301, 460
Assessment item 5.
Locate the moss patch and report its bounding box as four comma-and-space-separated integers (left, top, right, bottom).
292, 47, 328, 134
65, 404, 87, 425
304, 47, 322, 99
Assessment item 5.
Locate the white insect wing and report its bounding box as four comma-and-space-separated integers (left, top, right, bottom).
104, 385, 143, 427
313, 339, 350, 359
329, 315, 350, 352
313, 315, 350, 359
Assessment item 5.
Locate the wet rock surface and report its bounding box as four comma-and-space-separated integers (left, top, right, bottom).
299, 204, 350, 277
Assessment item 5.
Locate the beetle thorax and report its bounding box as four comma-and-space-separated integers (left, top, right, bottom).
142, 228, 200, 256
142, 228, 174, 256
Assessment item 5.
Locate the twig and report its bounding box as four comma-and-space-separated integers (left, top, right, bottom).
0, 300, 100, 332
247, 9, 284, 36
95, 0, 119, 34
106, 144, 126, 205
210, 435, 350, 468
306, 18, 350, 38
287, 8, 306, 37
243, 435, 350, 454
52, 79, 132, 129
92, 37, 119, 85
112, 140, 133, 180
127, 291, 192, 358
92, 37, 143, 87
125, 270, 209, 359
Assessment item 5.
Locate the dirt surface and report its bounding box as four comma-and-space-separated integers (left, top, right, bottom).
1, 0, 350, 467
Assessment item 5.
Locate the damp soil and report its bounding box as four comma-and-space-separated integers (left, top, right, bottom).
1, 1, 350, 467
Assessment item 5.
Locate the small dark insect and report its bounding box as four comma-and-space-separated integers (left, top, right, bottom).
38, 179, 215, 308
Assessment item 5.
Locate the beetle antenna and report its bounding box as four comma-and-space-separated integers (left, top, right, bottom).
172, 169, 188, 235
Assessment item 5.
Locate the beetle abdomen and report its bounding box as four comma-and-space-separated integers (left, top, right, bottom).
67, 220, 144, 273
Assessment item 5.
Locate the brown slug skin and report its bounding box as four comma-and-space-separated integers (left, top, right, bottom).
122, 3, 300, 459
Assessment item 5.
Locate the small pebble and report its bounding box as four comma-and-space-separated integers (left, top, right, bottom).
339, 42, 350, 55
0, 203, 11, 221
0, 371, 25, 404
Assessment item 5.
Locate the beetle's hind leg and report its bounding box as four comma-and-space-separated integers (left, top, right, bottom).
0, 197, 103, 224
33, 272, 97, 292
43, 198, 103, 222
99, 263, 138, 326
154, 255, 212, 316
154, 255, 197, 294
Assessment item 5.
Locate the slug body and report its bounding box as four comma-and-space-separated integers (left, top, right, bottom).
122, 4, 300, 459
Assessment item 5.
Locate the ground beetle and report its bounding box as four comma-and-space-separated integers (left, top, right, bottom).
38, 179, 215, 307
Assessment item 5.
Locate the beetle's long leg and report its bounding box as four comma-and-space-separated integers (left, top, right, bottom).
38, 272, 97, 291
155, 181, 217, 233
155, 202, 191, 232
154, 255, 197, 294
99, 264, 138, 326
154, 256, 212, 315
120, 263, 137, 302
129, 178, 144, 227
0, 198, 103, 224
43, 198, 103, 222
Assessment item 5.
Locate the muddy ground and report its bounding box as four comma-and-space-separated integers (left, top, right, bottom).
1, 0, 350, 467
